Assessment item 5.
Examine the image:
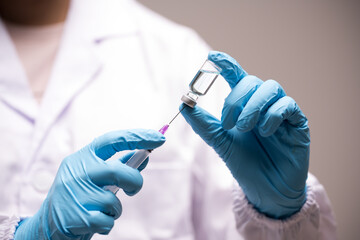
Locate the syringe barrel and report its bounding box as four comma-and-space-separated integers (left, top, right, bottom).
126, 149, 152, 169
103, 149, 152, 194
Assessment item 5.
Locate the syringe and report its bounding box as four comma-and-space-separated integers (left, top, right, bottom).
104, 106, 185, 194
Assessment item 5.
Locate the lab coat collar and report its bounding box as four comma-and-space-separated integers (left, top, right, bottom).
31, 0, 141, 159
0, 21, 39, 123
0, 0, 139, 122
0, 0, 141, 160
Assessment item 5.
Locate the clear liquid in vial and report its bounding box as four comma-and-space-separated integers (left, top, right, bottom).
190, 69, 219, 95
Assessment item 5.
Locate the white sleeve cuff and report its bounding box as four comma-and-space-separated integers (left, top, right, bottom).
0, 215, 21, 240
232, 177, 325, 239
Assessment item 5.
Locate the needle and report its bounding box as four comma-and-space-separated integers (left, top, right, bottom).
159, 105, 186, 135
169, 105, 185, 125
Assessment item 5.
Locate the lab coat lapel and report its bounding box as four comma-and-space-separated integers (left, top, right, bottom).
30, 0, 139, 159
30, 30, 102, 156
30, 8, 102, 158
0, 21, 38, 122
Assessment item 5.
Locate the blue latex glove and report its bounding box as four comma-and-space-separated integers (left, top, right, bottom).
181, 51, 309, 219
14, 129, 165, 240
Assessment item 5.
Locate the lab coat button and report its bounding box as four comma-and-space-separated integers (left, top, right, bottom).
32, 170, 54, 192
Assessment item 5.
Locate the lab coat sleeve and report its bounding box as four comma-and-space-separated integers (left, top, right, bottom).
232, 173, 337, 239
0, 215, 20, 240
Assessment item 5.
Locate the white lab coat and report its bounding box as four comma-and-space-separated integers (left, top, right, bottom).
0, 0, 336, 239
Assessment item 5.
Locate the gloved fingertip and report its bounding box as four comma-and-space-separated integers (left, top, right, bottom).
98, 228, 112, 235
123, 174, 143, 196
137, 157, 149, 172
148, 130, 167, 141
124, 189, 138, 196
180, 105, 220, 130
207, 51, 248, 89
111, 201, 123, 220
235, 117, 253, 133
208, 50, 223, 62
112, 163, 144, 195
179, 105, 228, 151
119, 152, 135, 164
179, 103, 191, 112
137, 129, 166, 149
158, 135, 166, 144
93, 129, 166, 160
179, 104, 199, 120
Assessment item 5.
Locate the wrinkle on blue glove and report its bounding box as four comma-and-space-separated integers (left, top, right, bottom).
236, 79, 286, 132
221, 75, 263, 130
208, 51, 248, 89
258, 96, 307, 137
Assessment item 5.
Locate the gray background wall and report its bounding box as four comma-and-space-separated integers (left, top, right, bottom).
137, 0, 360, 239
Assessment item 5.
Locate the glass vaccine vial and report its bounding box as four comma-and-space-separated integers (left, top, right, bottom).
181, 59, 221, 108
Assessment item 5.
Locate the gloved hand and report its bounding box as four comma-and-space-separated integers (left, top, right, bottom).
181, 51, 309, 219
14, 129, 165, 240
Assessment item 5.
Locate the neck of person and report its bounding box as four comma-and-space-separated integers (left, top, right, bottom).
0, 0, 70, 26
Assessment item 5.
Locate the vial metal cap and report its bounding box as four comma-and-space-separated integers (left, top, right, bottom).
181, 93, 198, 108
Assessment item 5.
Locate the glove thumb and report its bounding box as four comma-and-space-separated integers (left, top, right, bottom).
180, 104, 231, 159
